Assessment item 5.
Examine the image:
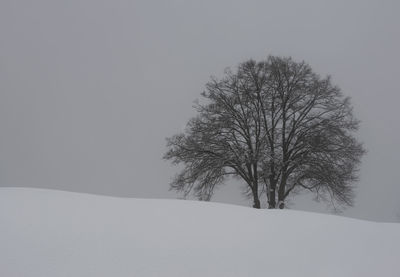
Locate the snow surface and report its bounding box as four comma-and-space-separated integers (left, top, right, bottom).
1, 188, 399, 277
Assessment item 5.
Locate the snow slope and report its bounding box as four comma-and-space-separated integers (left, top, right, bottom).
1, 188, 399, 277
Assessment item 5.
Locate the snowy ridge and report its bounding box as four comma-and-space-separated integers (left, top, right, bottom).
1, 188, 399, 277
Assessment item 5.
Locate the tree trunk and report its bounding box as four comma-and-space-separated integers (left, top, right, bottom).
268, 188, 276, 209
253, 197, 261, 209
252, 163, 261, 209
251, 183, 261, 209
278, 174, 287, 209
268, 176, 277, 209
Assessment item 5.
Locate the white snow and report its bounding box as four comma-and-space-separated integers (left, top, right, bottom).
1, 188, 399, 277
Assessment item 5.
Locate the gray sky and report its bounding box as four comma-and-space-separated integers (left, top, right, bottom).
1, 0, 399, 221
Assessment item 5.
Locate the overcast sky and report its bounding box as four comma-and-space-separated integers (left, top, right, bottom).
1, 0, 399, 221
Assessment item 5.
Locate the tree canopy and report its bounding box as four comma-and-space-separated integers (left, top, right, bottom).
164, 56, 365, 209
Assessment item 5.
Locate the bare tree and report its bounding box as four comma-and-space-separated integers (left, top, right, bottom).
164, 56, 365, 209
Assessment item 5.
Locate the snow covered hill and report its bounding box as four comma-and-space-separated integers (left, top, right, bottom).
1, 188, 399, 277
